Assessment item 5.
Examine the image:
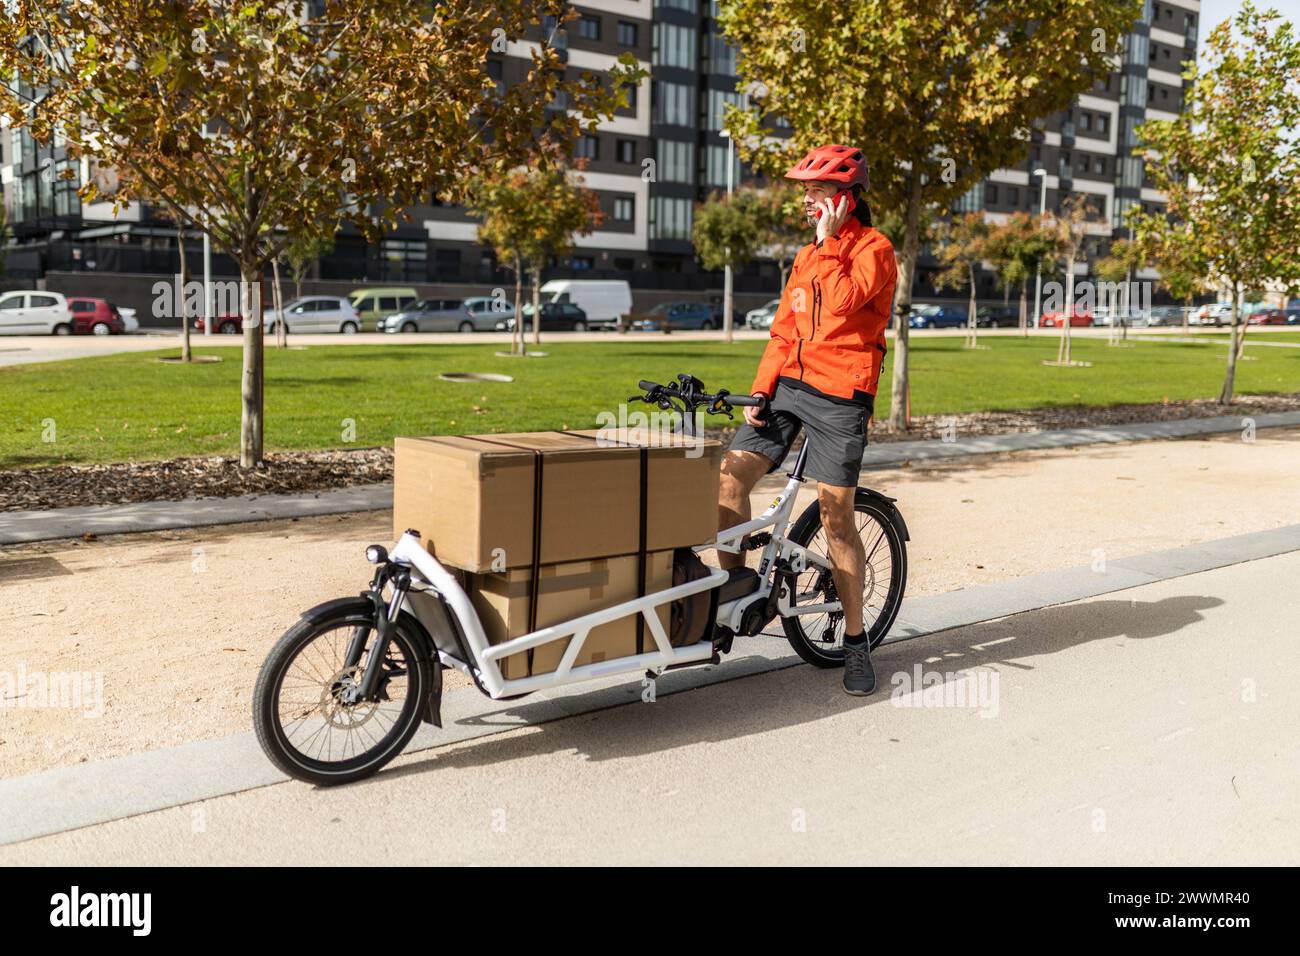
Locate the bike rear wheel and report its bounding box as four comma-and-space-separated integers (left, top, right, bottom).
253, 606, 431, 786
781, 490, 907, 667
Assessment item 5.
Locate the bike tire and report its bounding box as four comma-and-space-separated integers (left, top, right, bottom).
253, 607, 431, 786
780, 490, 907, 667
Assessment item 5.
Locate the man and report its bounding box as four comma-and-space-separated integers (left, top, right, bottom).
718, 144, 897, 696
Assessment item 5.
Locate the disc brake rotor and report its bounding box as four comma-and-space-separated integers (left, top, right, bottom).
319, 666, 380, 729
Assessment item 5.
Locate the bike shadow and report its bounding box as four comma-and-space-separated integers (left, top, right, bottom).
376, 591, 1224, 782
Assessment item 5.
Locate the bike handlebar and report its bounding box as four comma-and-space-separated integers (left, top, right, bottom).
634, 376, 764, 415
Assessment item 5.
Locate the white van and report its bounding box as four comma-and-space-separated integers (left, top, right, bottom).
538, 280, 632, 330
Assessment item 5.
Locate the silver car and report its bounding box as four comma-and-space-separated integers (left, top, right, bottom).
463, 296, 515, 330
380, 298, 475, 333
265, 296, 362, 334
746, 298, 781, 329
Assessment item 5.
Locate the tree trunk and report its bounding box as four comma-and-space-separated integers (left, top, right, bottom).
965, 261, 978, 348
1219, 283, 1242, 404
239, 259, 265, 468
272, 257, 286, 349
512, 255, 524, 357
888, 167, 924, 432
178, 226, 192, 363
1058, 254, 1075, 365
530, 265, 541, 347
1019, 280, 1028, 337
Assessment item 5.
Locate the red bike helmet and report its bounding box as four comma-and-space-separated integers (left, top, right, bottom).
784, 144, 870, 191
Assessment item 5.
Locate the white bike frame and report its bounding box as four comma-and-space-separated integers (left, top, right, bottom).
390, 446, 840, 700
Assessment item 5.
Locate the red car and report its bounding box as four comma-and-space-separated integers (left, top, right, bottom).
1041, 308, 1094, 327
192, 314, 247, 334
68, 297, 126, 335
1247, 308, 1288, 325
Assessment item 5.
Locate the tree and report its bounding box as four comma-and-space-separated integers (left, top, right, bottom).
0, 1, 639, 465
467, 157, 602, 353
1130, 2, 1300, 404
933, 212, 990, 349
284, 233, 337, 305
694, 188, 766, 283
1041, 193, 1097, 367
984, 211, 1057, 335
719, 0, 1142, 430
1093, 237, 1145, 345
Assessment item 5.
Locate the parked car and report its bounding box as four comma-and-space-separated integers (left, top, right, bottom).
117, 306, 140, 333
347, 287, 419, 332
265, 296, 362, 334
193, 314, 246, 334
1193, 303, 1232, 326
975, 304, 1019, 328
630, 302, 717, 331
706, 302, 746, 329
496, 301, 590, 332
0, 290, 74, 335
1146, 306, 1186, 327
379, 299, 475, 333
67, 297, 126, 335
1246, 308, 1289, 325
908, 304, 968, 329
463, 296, 515, 330
746, 298, 782, 329
534, 279, 631, 329
1285, 307, 1300, 325
1040, 308, 1094, 327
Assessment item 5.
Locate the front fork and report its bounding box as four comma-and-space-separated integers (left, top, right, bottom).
341, 563, 410, 703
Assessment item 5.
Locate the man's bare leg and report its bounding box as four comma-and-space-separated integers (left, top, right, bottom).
817, 483, 866, 634
717, 449, 776, 571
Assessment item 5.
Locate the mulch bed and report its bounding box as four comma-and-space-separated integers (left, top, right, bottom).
4, 392, 1299, 513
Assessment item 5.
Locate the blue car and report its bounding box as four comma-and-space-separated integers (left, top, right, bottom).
908, 305, 969, 329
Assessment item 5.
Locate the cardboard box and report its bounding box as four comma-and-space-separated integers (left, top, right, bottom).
393, 432, 642, 571
470, 550, 675, 679
393, 430, 722, 571
571, 428, 722, 553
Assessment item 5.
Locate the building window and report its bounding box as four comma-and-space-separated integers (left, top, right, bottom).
706, 35, 737, 76
572, 255, 595, 270
650, 195, 693, 240
1008, 187, 1019, 206
706, 88, 745, 131
654, 81, 695, 126
953, 180, 984, 214
702, 144, 740, 188
1123, 74, 1147, 107
614, 197, 634, 221
1080, 112, 1091, 130
616, 139, 636, 164
575, 134, 599, 161
656, 0, 699, 11
1126, 32, 1149, 66
1098, 114, 1109, 134
986, 184, 999, 205
653, 22, 696, 69
617, 20, 637, 46
576, 15, 600, 41
656, 139, 694, 183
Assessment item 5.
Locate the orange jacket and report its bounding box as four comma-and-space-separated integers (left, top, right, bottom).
752, 217, 897, 404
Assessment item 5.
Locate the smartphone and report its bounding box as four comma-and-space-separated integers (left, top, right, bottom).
813, 189, 857, 220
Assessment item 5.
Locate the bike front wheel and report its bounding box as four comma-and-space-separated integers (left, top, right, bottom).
781, 490, 907, 667
253, 603, 432, 786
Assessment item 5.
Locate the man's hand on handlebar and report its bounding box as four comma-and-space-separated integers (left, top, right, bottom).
744, 393, 769, 427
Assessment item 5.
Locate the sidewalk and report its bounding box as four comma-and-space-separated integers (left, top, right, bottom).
5, 410, 1299, 545
3, 521, 1298, 860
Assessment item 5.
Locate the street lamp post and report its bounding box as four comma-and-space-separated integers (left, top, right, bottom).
721, 129, 734, 344
1032, 167, 1047, 330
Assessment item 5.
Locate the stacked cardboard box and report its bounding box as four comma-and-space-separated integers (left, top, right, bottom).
393, 430, 721, 679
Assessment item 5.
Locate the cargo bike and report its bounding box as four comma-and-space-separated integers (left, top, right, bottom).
253, 375, 910, 785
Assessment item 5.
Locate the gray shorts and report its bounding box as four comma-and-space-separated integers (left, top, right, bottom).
728, 382, 872, 487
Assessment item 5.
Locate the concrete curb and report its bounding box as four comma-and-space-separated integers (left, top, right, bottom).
5, 411, 1299, 546
2, 520, 1298, 846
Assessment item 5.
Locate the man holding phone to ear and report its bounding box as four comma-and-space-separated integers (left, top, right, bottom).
717, 144, 898, 696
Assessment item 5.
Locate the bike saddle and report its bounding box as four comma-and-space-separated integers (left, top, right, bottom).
718, 567, 761, 603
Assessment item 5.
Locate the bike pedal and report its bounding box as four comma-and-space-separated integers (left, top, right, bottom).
742, 532, 772, 552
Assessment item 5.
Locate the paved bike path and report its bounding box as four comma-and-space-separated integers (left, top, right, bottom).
5, 411, 1298, 545
2, 520, 1297, 847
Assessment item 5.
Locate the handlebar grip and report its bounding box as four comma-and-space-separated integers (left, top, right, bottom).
727, 394, 764, 407
638, 380, 662, 392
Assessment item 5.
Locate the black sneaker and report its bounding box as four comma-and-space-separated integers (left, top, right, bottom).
842, 639, 876, 696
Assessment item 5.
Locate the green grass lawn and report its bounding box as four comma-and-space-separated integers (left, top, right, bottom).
3, 334, 1298, 468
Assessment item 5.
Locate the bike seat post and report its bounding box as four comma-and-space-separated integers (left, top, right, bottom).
788, 440, 809, 481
